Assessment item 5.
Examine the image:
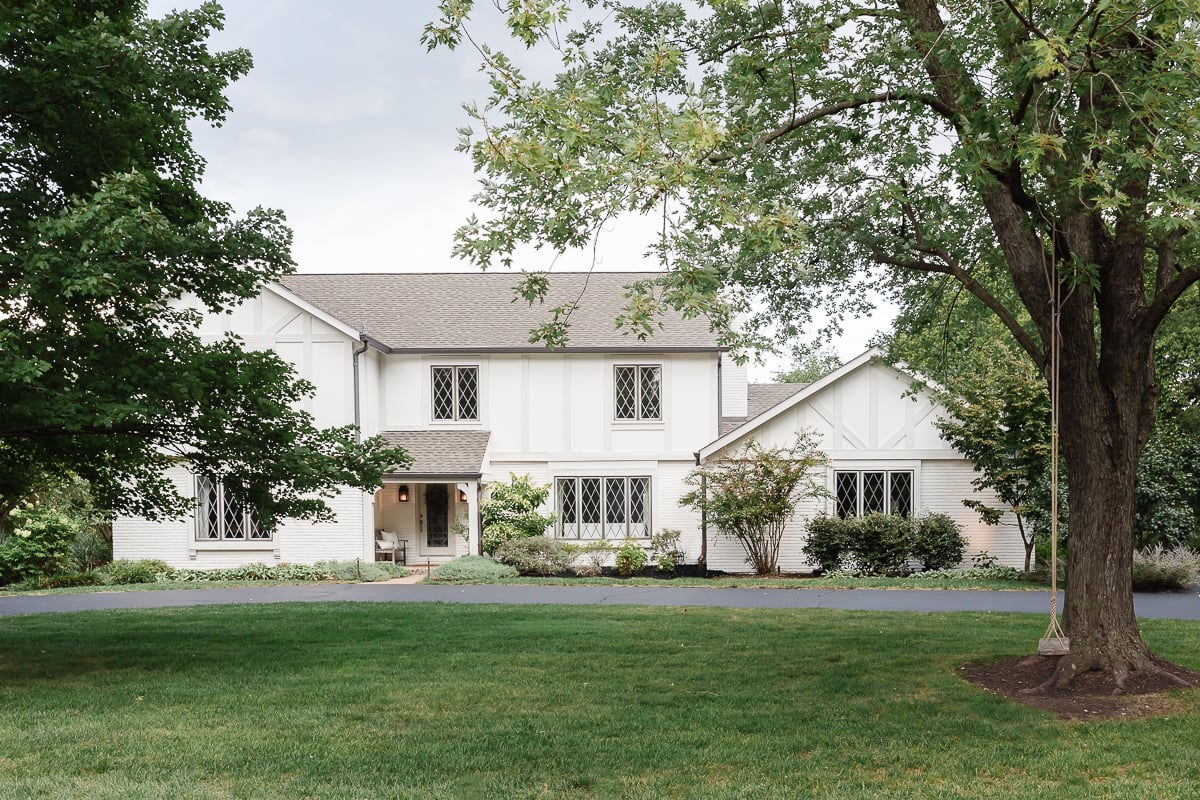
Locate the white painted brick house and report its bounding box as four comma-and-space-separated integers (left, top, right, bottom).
112, 272, 1023, 570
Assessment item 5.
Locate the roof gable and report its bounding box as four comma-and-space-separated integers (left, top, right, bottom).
276, 272, 722, 352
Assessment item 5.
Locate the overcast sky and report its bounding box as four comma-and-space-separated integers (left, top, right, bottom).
145, 1, 894, 372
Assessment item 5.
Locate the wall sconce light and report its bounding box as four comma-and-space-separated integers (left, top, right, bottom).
397, 484, 410, 502
458, 488, 468, 503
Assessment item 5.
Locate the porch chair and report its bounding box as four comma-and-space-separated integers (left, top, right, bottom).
376, 530, 407, 565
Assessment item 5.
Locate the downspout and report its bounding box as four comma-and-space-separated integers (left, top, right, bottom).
352, 333, 369, 443
716, 352, 723, 428
695, 450, 707, 576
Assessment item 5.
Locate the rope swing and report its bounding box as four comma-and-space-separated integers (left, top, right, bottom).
1038, 255, 1069, 657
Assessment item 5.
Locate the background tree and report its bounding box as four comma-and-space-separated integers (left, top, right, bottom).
773, 344, 844, 384
428, 0, 1200, 688
680, 435, 827, 575
0, 1, 407, 529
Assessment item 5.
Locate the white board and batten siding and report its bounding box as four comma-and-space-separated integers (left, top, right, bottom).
703, 357, 1024, 571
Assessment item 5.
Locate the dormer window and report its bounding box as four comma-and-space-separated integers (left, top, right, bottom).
432, 365, 479, 421
614, 364, 661, 421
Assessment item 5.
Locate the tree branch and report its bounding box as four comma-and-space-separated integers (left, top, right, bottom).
1147, 261, 1200, 331
874, 248, 1045, 364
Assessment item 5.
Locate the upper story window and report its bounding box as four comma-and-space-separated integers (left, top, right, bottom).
432, 366, 479, 421
835, 470, 913, 519
196, 476, 268, 541
614, 364, 661, 421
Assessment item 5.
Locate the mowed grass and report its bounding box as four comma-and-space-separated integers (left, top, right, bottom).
1, 604, 1199, 799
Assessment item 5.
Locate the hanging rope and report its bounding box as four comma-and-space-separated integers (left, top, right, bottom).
1040, 239, 1068, 655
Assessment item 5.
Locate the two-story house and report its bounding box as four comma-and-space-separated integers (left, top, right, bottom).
112, 272, 1023, 570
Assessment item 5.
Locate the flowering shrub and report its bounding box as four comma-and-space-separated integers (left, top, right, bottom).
1131, 545, 1200, 592
481, 474, 556, 555
614, 539, 648, 577
0, 506, 79, 584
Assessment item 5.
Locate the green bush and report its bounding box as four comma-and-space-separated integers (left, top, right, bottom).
495, 536, 575, 575
615, 539, 648, 577
428, 555, 518, 583
910, 513, 966, 571
802, 515, 853, 572
315, 560, 408, 581
95, 559, 172, 585
650, 529, 685, 572
71, 528, 112, 572
0, 506, 79, 585
18, 572, 104, 590
914, 565, 1022, 581
570, 541, 613, 576
158, 563, 333, 583
1131, 545, 1200, 592
846, 512, 914, 576
481, 475, 556, 555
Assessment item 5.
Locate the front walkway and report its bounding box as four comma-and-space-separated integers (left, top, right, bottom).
1, 583, 1199, 620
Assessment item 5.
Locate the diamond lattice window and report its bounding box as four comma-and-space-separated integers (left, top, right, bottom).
195, 476, 267, 541
614, 365, 661, 420
834, 470, 913, 518
432, 366, 479, 421
556, 476, 652, 539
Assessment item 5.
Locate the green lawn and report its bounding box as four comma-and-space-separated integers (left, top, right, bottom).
1, 604, 1198, 799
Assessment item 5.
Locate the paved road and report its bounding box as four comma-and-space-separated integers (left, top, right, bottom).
2, 583, 1199, 619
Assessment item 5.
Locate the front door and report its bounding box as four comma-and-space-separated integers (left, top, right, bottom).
421, 484, 452, 555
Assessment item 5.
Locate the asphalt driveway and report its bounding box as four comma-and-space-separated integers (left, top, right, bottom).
2, 582, 1199, 619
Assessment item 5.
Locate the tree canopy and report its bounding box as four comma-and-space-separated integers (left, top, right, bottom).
430, 0, 1200, 686
0, 1, 407, 527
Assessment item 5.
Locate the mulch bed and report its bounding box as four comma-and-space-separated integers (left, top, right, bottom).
961, 655, 1200, 721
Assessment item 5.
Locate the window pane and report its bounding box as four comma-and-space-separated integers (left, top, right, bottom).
579, 478, 603, 539
639, 366, 661, 419
862, 472, 887, 514
457, 367, 479, 420
605, 478, 626, 538
223, 492, 246, 539
890, 472, 913, 517
247, 508, 267, 540
629, 478, 649, 537
197, 476, 219, 540
432, 367, 455, 420
557, 478, 577, 537
835, 472, 858, 519
614, 366, 637, 419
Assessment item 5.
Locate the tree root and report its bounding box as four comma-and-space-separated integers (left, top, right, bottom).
1020, 650, 1195, 695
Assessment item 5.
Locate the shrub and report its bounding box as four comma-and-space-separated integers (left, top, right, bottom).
802, 515, 853, 572
0, 506, 79, 584
428, 555, 518, 582
19, 572, 104, 590
650, 529, 685, 572
914, 565, 1022, 581
95, 559, 172, 585
316, 560, 408, 581
480, 475, 556, 555
157, 563, 334, 583
1131, 545, 1200, 592
494, 536, 575, 575
72, 528, 112, 572
911, 513, 966, 571
615, 539, 648, 577
571, 542, 613, 576
846, 512, 914, 576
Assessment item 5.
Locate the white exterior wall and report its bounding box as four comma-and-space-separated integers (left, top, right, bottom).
705, 359, 1025, 570
113, 289, 376, 568
113, 465, 371, 569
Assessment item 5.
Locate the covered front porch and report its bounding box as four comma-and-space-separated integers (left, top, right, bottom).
372, 430, 490, 566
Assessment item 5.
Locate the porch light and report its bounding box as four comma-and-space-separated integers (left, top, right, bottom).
397, 485, 409, 502
458, 488, 468, 503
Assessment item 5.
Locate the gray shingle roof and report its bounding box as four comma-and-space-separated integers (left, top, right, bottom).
718, 382, 808, 436
277, 272, 721, 351
380, 430, 491, 477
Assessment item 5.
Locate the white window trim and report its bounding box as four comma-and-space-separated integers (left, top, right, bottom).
555, 475, 652, 540
430, 364, 481, 423
830, 466, 918, 518
612, 363, 664, 427
194, 476, 271, 543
